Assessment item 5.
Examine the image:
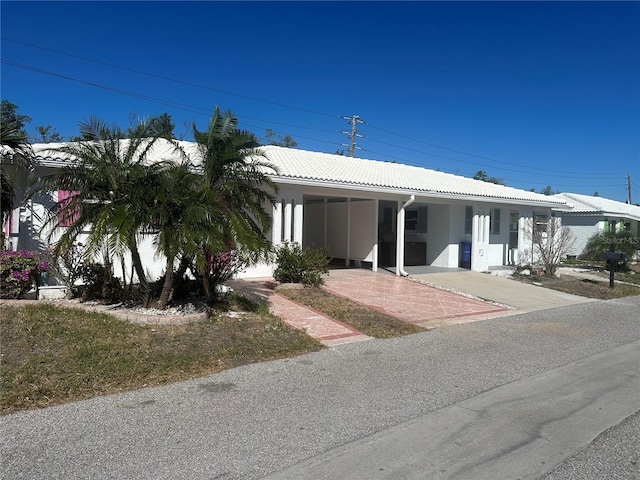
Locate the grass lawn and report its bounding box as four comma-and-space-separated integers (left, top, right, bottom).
276, 286, 425, 338
0, 296, 323, 415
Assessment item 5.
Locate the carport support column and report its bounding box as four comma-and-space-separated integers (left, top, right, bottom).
372, 199, 379, 272
518, 209, 533, 265
396, 204, 406, 275
396, 195, 415, 276
345, 198, 351, 267
471, 208, 490, 272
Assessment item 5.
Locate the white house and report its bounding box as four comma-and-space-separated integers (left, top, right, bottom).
2, 142, 568, 282
554, 192, 640, 258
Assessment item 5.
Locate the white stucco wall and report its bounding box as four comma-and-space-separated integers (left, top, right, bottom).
561, 216, 600, 257
426, 204, 452, 267
349, 200, 376, 262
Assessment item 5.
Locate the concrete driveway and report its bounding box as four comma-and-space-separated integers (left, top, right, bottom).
408, 269, 596, 312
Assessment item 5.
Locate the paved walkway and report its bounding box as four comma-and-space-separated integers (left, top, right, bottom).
226, 279, 373, 347
228, 268, 517, 346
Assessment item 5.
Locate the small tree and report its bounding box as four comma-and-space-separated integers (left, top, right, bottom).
519, 217, 575, 276
33, 125, 63, 143
263, 128, 298, 148
473, 170, 505, 185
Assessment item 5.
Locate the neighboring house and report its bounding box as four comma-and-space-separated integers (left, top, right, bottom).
554, 192, 640, 258
2, 142, 567, 281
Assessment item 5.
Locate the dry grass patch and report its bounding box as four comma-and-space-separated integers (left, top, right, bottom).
1, 298, 322, 415
277, 287, 425, 338
514, 273, 640, 300
544, 278, 640, 300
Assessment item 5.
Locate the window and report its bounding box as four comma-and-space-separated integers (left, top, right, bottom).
534, 214, 549, 234
490, 208, 501, 234
624, 222, 631, 232
464, 206, 473, 234
58, 190, 80, 227
405, 209, 418, 231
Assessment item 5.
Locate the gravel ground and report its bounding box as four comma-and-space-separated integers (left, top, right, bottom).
540, 410, 640, 480
2, 295, 639, 480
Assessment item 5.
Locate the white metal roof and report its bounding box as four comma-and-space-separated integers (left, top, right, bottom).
555, 192, 640, 221
9, 141, 566, 207
259, 146, 566, 206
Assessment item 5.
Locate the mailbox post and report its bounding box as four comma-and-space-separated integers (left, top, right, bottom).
602, 242, 626, 288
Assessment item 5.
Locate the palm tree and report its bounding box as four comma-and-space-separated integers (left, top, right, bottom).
32, 117, 174, 305
151, 161, 228, 308
186, 107, 279, 296
1, 110, 33, 227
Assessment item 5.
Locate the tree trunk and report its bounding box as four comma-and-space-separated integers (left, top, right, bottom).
128, 238, 151, 307
157, 255, 174, 309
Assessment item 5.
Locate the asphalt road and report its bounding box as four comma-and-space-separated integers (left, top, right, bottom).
2, 296, 639, 480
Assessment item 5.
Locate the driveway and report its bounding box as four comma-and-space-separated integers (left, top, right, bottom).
230, 267, 595, 346
408, 269, 595, 312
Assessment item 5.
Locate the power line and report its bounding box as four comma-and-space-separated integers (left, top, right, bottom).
4, 36, 630, 179
1, 37, 338, 119
3, 40, 635, 185
360, 147, 626, 189
2, 59, 338, 141
367, 123, 627, 176
365, 136, 624, 179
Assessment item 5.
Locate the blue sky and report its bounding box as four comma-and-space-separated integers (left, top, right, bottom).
2, 1, 639, 202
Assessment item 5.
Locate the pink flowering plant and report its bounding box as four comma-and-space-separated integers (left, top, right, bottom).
0, 250, 51, 299
208, 251, 245, 287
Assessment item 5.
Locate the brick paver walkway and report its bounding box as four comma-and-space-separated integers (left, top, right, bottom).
226, 279, 372, 347
228, 268, 513, 345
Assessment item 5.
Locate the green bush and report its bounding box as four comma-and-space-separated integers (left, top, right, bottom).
80, 262, 122, 303
580, 231, 639, 270
273, 242, 330, 286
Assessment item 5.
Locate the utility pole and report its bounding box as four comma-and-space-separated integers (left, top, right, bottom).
340, 115, 365, 157
627, 173, 632, 204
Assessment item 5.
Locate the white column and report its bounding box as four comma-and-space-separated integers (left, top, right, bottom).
283, 200, 292, 243
272, 202, 282, 244
395, 201, 405, 275
372, 199, 379, 272
518, 209, 533, 265
345, 198, 351, 267
471, 209, 491, 271
293, 200, 303, 244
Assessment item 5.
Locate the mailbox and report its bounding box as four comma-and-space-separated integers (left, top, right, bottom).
602, 251, 626, 262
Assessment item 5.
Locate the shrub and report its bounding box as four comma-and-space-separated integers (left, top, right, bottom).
273, 242, 330, 286
49, 242, 86, 298
581, 231, 640, 270
208, 251, 245, 290
0, 250, 51, 298
80, 262, 122, 303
